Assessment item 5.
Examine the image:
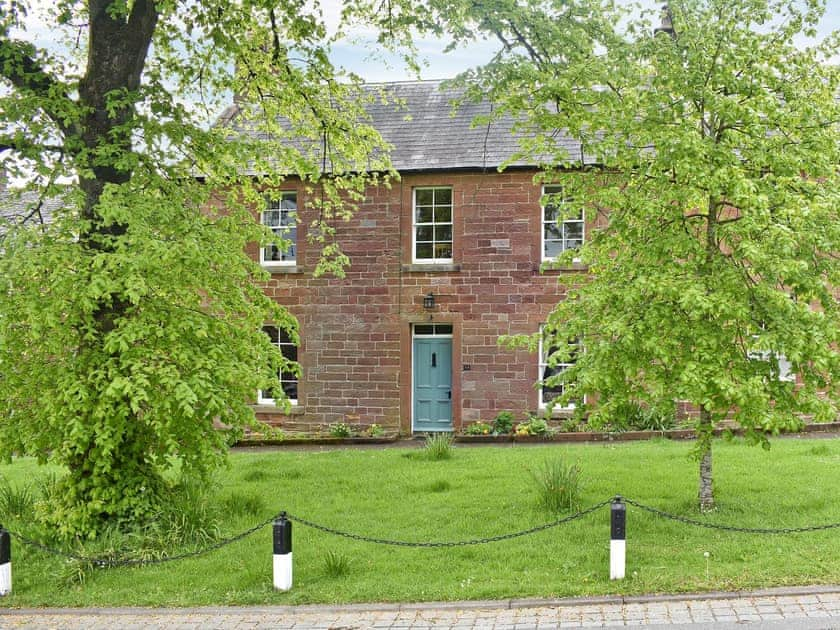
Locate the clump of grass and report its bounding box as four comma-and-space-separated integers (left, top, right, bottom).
424, 433, 454, 460
530, 458, 582, 513
144, 476, 222, 549
221, 492, 267, 518
243, 468, 273, 483
0, 476, 35, 520
809, 443, 831, 456
323, 550, 351, 577
428, 479, 451, 493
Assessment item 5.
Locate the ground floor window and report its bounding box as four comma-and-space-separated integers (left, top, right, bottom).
538, 326, 578, 409
259, 325, 298, 404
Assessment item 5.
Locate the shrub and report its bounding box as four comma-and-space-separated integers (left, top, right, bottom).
424, 433, 454, 460
463, 421, 493, 435
559, 417, 583, 433
329, 422, 354, 438
515, 415, 551, 436
633, 406, 677, 431
365, 423, 385, 437
531, 458, 583, 513
492, 411, 515, 434
601, 401, 676, 432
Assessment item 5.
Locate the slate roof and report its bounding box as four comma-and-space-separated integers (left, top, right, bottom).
362, 80, 583, 171
223, 79, 590, 173
1, 80, 589, 223
0, 187, 62, 231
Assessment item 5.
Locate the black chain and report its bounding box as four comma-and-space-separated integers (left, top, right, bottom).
9, 494, 837, 569
285, 499, 613, 547
623, 498, 840, 534
7, 510, 283, 568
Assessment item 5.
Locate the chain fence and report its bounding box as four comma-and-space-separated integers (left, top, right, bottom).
284, 498, 613, 548
3, 494, 840, 570
623, 497, 840, 535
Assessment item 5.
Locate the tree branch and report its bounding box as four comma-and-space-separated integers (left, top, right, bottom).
0, 137, 65, 155
0, 36, 79, 140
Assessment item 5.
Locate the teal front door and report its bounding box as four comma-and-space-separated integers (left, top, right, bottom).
413, 337, 453, 432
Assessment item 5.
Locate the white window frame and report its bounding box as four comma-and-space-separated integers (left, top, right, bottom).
258, 325, 299, 405
541, 185, 584, 263
538, 326, 578, 410
260, 192, 297, 267
412, 186, 453, 264
748, 323, 796, 383
749, 350, 796, 383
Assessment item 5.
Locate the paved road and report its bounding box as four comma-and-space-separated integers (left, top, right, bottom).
2, 586, 840, 629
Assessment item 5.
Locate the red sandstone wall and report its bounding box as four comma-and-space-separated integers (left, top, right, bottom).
252, 170, 580, 434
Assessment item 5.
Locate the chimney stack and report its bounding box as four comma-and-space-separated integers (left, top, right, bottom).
654, 3, 676, 38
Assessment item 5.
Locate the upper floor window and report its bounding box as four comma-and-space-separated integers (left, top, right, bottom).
542, 185, 583, 261
259, 325, 299, 405
413, 187, 453, 263
539, 327, 579, 409
261, 192, 297, 266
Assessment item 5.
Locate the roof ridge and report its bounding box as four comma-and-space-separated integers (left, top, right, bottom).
362, 78, 447, 87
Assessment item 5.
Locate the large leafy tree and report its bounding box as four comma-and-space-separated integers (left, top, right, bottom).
0, 0, 414, 537
452, 0, 840, 509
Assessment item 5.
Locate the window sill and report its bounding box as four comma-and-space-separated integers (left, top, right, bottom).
252, 404, 304, 415
537, 262, 588, 273
402, 263, 461, 273
539, 407, 577, 419
261, 264, 303, 274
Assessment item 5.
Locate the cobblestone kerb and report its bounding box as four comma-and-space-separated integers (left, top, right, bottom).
3, 583, 840, 616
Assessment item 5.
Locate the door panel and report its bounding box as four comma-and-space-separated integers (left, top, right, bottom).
413, 338, 453, 432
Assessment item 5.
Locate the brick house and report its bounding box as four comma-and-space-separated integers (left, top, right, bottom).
236, 80, 594, 435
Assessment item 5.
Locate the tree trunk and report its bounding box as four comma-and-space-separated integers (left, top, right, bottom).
698, 408, 714, 511
59, 0, 162, 530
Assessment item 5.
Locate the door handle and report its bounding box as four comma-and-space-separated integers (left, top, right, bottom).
431, 352, 436, 368
447, 390, 451, 399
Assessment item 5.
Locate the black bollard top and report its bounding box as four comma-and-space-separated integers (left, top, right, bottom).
610, 501, 626, 540
0, 526, 9, 564
273, 517, 292, 555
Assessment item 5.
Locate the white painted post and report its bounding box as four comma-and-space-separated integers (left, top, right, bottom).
0, 525, 11, 595
610, 497, 626, 580
273, 514, 292, 591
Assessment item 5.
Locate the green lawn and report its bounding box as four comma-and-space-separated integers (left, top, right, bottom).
1, 437, 839, 607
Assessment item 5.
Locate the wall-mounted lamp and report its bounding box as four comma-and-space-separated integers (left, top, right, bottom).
423, 292, 435, 309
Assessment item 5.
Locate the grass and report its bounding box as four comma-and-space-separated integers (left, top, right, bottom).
0, 437, 840, 607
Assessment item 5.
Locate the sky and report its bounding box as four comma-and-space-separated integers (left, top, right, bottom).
323, 0, 840, 82
7, 0, 838, 187
17, 0, 840, 85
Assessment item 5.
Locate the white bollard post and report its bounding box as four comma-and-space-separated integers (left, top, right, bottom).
273, 514, 292, 591
610, 497, 626, 580
0, 525, 11, 596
